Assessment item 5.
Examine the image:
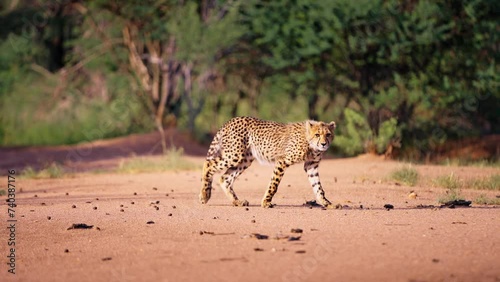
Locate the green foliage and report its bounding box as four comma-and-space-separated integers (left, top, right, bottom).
390, 166, 419, 186
21, 163, 66, 179
432, 173, 498, 192
474, 194, 500, 205
466, 175, 500, 191
0, 72, 150, 146
116, 147, 199, 173
437, 187, 464, 204
0, 0, 498, 161
433, 173, 462, 189
440, 158, 500, 168
169, 2, 244, 65
435, 174, 466, 204
334, 108, 398, 156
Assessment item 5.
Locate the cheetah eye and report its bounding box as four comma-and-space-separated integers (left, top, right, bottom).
326, 133, 332, 137
315, 133, 320, 137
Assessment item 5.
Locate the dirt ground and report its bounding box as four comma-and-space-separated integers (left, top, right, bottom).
0, 138, 499, 282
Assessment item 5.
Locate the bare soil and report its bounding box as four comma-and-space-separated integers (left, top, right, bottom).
0, 135, 499, 282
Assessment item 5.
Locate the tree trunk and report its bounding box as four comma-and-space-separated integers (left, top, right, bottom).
308, 92, 319, 120
183, 63, 196, 133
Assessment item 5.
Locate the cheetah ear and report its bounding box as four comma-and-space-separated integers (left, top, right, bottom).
305, 120, 317, 134
328, 121, 336, 131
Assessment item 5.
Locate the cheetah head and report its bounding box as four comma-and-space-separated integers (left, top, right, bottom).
306, 120, 336, 152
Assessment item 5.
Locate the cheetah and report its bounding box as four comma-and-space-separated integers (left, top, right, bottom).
199, 116, 337, 208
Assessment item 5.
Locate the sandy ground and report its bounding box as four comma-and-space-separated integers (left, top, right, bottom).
0, 154, 499, 282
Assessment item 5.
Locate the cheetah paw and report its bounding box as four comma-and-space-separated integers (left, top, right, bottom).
325, 203, 342, 209
199, 194, 210, 204
261, 201, 275, 208
233, 200, 249, 207
199, 189, 212, 204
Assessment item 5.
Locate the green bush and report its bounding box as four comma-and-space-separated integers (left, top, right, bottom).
390, 166, 419, 186
116, 147, 199, 173
334, 108, 399, 156
0, 72, 151, 146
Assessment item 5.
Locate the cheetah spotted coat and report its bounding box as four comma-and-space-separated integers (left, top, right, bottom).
199, 116, 336, 208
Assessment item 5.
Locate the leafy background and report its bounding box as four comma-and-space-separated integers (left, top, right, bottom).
0, 0, 498, 160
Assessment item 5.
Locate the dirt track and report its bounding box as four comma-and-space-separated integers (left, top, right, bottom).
1, 156, 499, 282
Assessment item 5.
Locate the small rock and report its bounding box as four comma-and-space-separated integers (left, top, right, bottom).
274, 234, 290, 240
251, 220, 256, 223
303, 200, 321, 207
64, 249, 69, 253
295, 250, 306, 254
133, 192, 137, 195
65, 193, 69, 196
384, 204, 394, 210
47, 216, 51, 220
172, 206, 176, 209
441, 200, 471, 209
247, 233, 269, 240
290, 228, 303, 233
432, 258, 440, 263
253, 248, 264, 252
200, 231, 214, 235
67, 223, 93, 230
156, 200, 160, 204
168, 213, 172, 216
102, 257, 112, 261
153, 187, 158, 190
288, 236, 301, 241
146, 221, 155, 224
93, 207, 98, 210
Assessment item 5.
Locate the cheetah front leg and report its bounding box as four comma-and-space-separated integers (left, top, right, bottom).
304, 160, 333, 208
261, 161, 289, 208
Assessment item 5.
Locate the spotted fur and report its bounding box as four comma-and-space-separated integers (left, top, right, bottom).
199, 116, 336, 208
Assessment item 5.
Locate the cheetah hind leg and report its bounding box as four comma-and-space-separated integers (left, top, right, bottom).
200, 159, 218, 204
220, 157, 253, 207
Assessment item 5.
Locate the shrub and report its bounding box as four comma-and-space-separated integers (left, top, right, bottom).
334, 108, 399, 156
390, 166, 419, 186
